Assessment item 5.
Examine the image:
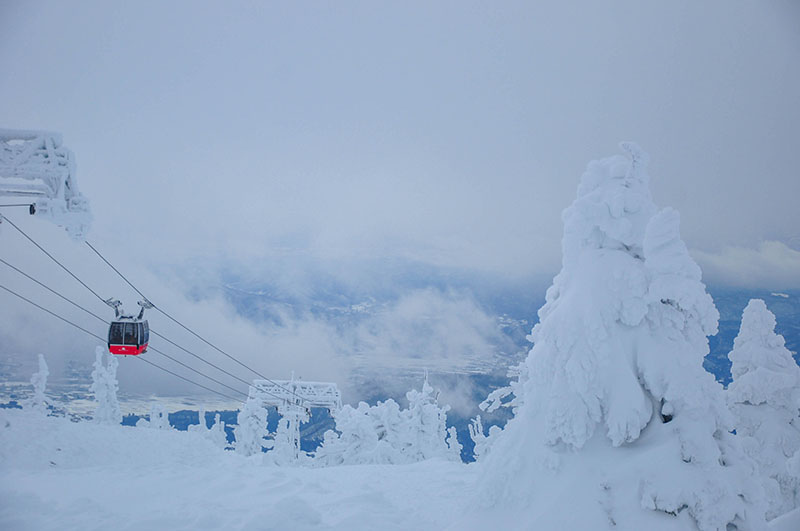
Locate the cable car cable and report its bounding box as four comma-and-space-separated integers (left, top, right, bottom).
0, 216, 261, 395
0, 258, 294, 405
136, 357, 241, 402
85, 240, 311, 402
0, 282, 245, 401
87, 239, 270, 379
0, 256, 108, 323
0, 215, 307, 404
0, 214, 107, 302
0, 256, 258, 390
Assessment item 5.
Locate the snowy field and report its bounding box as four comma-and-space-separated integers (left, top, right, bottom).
0, 408, 475, 531
2, 408, 799, 531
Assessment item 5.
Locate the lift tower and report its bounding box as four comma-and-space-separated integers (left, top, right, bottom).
248, 377, 342, 460
0, 129, 91, 239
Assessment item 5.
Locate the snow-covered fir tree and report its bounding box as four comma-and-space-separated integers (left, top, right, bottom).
207, 413, 230, 449
476, 143, 766, 530
315, 377, 460, 466
26, 353, 49, 414
90, 346, 121, 425
188, 408, 207, 434
264, 416, 305, 465
468, 415, 502, 462
727, 299, 800, 520
234, 397, 269, 456
149, 404, 171, 430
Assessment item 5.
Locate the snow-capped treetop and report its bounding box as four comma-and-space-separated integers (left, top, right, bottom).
405, 372, 439, 410
728, 299, 800, 409
561, 141, 657, 271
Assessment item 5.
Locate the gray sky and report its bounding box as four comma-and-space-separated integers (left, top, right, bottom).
1, 1, 799, 400
2, 1, 798, 278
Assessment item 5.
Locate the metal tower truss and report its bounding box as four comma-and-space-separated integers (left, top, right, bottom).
249, 378, 342, 459
0, 129, 91, 239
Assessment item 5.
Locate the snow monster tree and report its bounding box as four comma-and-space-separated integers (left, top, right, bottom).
477, 144, 765, 530
727, 299, 800, 520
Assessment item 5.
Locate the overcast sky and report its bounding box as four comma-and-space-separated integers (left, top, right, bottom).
2, 1, 799, 400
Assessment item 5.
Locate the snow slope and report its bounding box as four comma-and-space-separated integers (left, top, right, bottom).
0, 408, 475, 531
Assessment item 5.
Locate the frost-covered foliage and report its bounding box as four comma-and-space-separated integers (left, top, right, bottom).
728, 299, 800, 520
315, 378, 460, 466
468, 415, 502, 462
188, 408, 207, 434
264, 417, 306, 465
478, 143, 766, 530
90, 346, 121, 425
479, 361, 527, 416
187, 409, 229, 449
149, 404, 171, 430
208, 413, 230, 449
234, 397, 269, 456
26, 354, 49, 414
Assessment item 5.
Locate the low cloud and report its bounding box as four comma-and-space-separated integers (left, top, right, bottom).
692, 241, 800, 290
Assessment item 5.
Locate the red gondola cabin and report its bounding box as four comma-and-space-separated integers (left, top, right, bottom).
108, 318, 149, 355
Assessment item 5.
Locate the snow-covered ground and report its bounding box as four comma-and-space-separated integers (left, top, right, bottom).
0, 408, 475, 531
3, 408, 799, 530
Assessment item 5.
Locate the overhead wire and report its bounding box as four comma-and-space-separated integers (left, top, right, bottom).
1, 213, 307, 404
0, 256, 291, 403
85, 240, 311, 402
0, 256, 257, 390
0, 282, 242, 402
0, 214, 107, 302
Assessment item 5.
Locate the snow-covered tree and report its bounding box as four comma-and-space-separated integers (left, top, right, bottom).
468, 415, 502, 462
90, 346, 121, 425
188, 408, 207, 434
403, 376, 460, 462
26, 353, 49, 414
264, 417, 305, 465
149, 404, 171, 430
728, 299, 800, 520
477, 143, 765, 530
208, 413, 230, 449
234, 397, 269, 456
315, 377, 460, 466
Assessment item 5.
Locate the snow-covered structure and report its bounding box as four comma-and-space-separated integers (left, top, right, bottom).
90, 346, 121, 425
476, 144, 766, 530
245, 378, 341, 462
727, 299, 800, 520
26, 354, 49, 414
315, 377, 461, 466
0, 129, 91, 239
